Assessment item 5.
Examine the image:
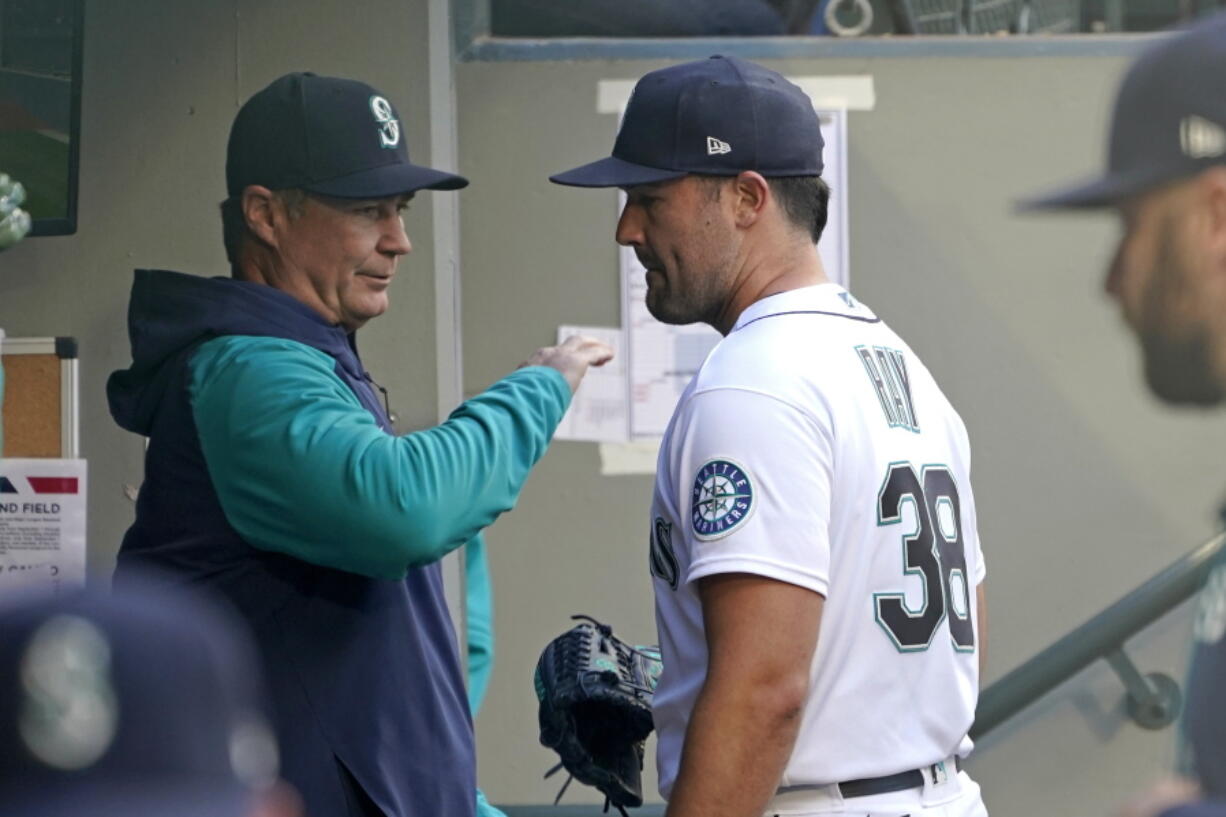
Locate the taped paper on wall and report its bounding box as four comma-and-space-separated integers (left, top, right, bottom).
0, 458, 87, 596
554, 325, 629, 443
598, 439, 661, 476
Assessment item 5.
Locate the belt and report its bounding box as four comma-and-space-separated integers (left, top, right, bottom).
837, 757, 961, 799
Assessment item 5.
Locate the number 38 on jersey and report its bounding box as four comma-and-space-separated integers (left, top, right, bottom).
874, 461, 975, 653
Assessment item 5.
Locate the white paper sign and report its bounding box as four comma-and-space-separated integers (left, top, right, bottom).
0, 458, 87, 596
553, 325, 629, 443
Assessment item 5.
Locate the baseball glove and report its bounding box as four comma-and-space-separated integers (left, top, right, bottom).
534, 615, 662, 816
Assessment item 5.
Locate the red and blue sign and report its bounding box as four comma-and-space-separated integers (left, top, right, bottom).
0, 475, 79, 494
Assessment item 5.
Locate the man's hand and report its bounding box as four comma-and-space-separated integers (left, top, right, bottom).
1117, 776, 1201, 817
522, 335, 614, 394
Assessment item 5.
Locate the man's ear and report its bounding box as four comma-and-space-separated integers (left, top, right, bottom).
1188, 168, 1226, 305
241, 185, 281, 248
1201, 166, 1226, 234
731, 171, 770, 229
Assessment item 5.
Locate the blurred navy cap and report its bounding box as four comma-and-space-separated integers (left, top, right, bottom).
550, 55, 824, 188
226, 72, 468, 199
1025, 12, 1226, 209
0, 580, 280, 817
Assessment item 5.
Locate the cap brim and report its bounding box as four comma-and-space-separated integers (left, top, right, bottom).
305, 162, 468, 198
1019, 163, 1198, 211
550, 156, 688, 188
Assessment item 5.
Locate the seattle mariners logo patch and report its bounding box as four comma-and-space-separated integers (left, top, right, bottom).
691, 459, 755, 540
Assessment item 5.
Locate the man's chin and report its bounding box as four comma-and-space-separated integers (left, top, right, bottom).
339, 303, 389, 332
1143, 351, 1225, 406
645, 292, 703, 326
646, 307, 689, 326
645, 295, 680, 325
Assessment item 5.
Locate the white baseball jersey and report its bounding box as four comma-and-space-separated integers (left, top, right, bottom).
649, 283, 985, 799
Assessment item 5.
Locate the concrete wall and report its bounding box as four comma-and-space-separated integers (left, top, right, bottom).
457, 54, 1226, 814
0, 0, 443, 577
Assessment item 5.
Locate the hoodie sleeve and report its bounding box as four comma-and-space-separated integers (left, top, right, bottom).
465, 532, 495, 716
188, 335, 571, 579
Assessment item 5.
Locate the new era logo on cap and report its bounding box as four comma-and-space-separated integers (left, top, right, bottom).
1181, 115, 1226, 160
707, 137, 732, 156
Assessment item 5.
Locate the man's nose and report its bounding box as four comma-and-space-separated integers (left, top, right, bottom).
382, 216, 412, 256
616, 205, 644, 247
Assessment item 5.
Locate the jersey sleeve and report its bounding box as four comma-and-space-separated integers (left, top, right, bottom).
677, 387, 832, 596
189, 336, 571, 580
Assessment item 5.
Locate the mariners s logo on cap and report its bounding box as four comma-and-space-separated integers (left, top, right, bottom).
18, 615, 119, 771
691, 459, 755, 540
369, 95, 401, 149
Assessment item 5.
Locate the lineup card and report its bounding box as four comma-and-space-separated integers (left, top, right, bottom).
553, 325, 628, 443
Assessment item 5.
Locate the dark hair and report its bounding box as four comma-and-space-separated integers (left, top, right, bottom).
697, 174, 830, 243
219, 189, 308, 270
220, 196, 245, 267
767, 176, 830, 244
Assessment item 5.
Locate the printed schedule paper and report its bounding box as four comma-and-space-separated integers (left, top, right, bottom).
0, 458, 87, 596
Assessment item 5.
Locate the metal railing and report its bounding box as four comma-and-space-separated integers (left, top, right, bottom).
971, 531, 1225, 740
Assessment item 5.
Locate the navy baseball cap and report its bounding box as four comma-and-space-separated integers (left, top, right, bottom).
550, 55, 823, 188
1025, 12, 1226, 209
226, 72, 467, 199
0, 581, 280, 817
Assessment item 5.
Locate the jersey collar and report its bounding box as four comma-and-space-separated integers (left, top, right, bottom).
730, 284, 876, 333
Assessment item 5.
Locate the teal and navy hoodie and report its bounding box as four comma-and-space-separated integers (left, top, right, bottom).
108, 269, 569, 817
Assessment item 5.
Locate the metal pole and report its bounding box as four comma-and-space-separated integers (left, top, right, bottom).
428, 0, 468, 658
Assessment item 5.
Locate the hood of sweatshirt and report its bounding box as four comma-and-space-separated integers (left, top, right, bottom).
108, 268, 363, 435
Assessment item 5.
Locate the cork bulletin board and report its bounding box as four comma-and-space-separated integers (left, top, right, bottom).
1, 337, 79, 458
